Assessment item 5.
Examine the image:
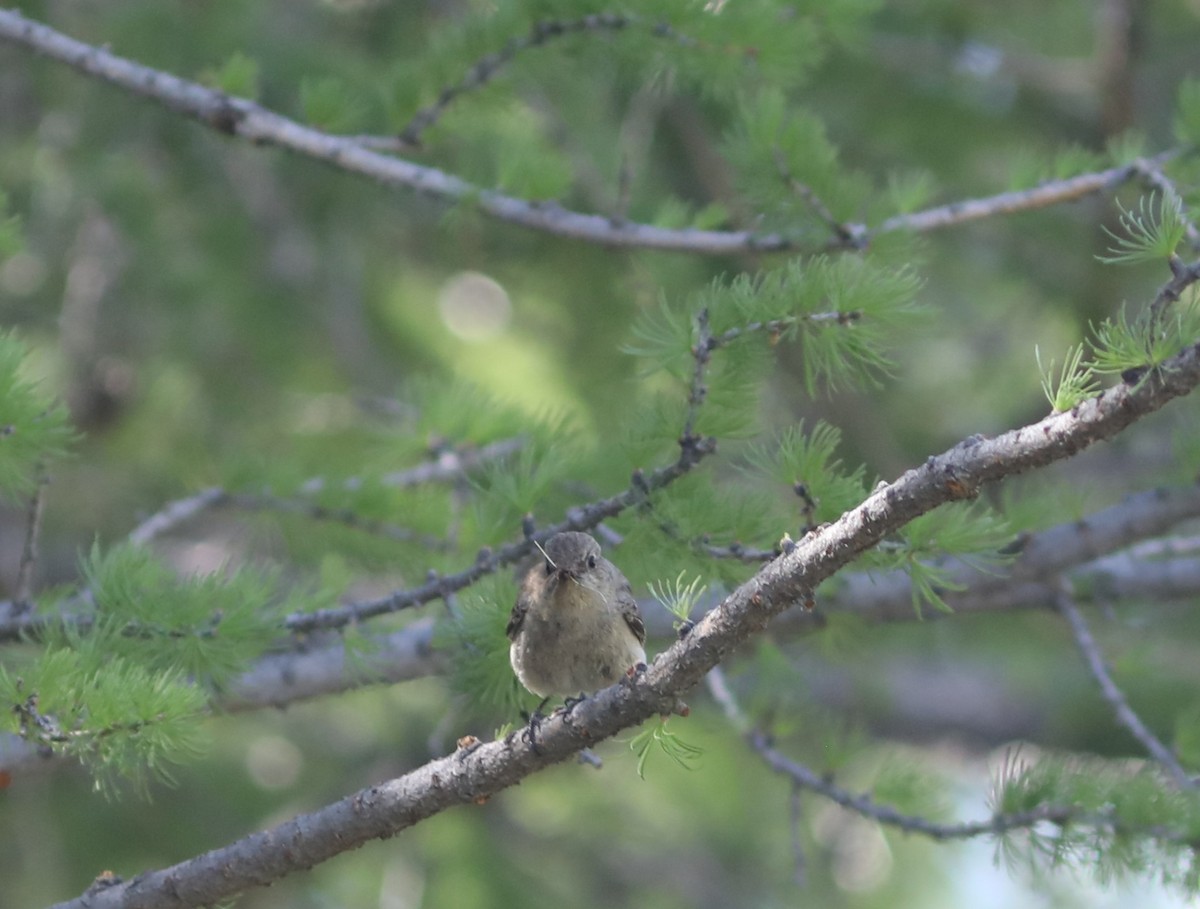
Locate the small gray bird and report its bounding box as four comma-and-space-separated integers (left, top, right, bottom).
507, 531, 646, 702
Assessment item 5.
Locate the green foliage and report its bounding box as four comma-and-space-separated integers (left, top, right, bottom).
992, 752, 1200, 892
885, 169, 938, 216
1174, 702, 1200, 771
300, 76, 369, 133
470, 432, 583, 540
612, 519, 700, 590
6, 0, 1200, 901
0, 650, 207, 795
0, 333, 75, 499
628, 716, 703, 779
692, 201, 731, 231
623, 292, 697, 381
434, 576, 527, 717
1097, 194, 1187, 266
871, 757, 951, 821
743, 420, 868, 525
696, 339, 770, 439
1007, 138, 1134, 192
724, 90, 870, 238
892, 502, 1012, 617
1089, 298, 1200, 377
444, 99, 573, 198
1171, 426, 1200, 485
733, 638, 814, 724
633, 472, 784, 572
997, 477, 1090, 535
618, 389, 688, 465
207, 51, 260, 98
628, 257, 924, 397
1004, 146, 1052, 192
1036, 343, 1100, 412
1105, 130, 1148, 167
402, 376, 553, 448
1050, 144, 1106, 180
811, 610, 870, 660
647, 571, 708, 629
78, 543, 286, 687
1173, 76, 1200, 147
389, 0, 871, 137
0, 187, 21, 258
736, 257, 923, 393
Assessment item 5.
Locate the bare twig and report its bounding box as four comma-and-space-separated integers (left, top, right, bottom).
867, 152, 1178, 240
299, 436, 524, 495
35, 332, 1200, 909
699, 540, 779, 562
14, 468, 49, 609
397, 14, 699, 146
0, 9, 1181, 256
7, 478, 1200, 673
745, 728, 1155, 841
125, 442, 523, 548
707, 667, 1182, 846
1150, 257, 1200, 323
708, 309, 861, 350
0, 440, 520, 645
680, 308, 713, 448
128, 487, 229, 547
286, 325, 721, 634
209, 546, 1200, 713
1131, 158, 1200, 250
773, 146, 865, 248
1054, 587, 1195, 790
227, 492, 453, 550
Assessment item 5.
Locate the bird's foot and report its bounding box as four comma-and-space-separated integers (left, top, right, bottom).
519, 710, 545, 754
518, 696, 551, 754
623, 662, 648, 686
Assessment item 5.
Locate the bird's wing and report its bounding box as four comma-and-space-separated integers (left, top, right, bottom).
618, 582, 646, 645
506, 594, 529, 641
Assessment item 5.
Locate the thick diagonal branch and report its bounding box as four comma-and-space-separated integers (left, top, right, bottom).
50, 337, 1200, 909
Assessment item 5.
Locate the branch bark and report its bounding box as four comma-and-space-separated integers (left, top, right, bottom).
0, 9, 1175, 255
48, 337, 1200, 909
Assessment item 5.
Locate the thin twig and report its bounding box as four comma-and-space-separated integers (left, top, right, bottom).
128, 440, 521, 545
867, 151, 1178, 240
1054, 587, 1195, 790
707, 667, 1176, 845
284, 441, 717, 634
709, 310, 861, 350
299, 436, 524, 495
128, 487, 229, 547
746, 728, 1154, 841
286, 332, 721, 634
1150, 258, 1200, 323
228, 493, 454, 550
773, 146, 865, 248
699, 541, 778, 562
398, 14, 696, 146
680, 307, 713, 448
14, 468, 49, 610
36, 330, 1200, 909
0, 9, 1181, 256
1131, 157, 1200, 250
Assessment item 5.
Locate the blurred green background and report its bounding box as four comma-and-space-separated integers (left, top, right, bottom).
2, 0, 1199, 906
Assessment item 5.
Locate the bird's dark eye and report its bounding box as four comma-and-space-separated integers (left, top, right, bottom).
587, 555, 597, 569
